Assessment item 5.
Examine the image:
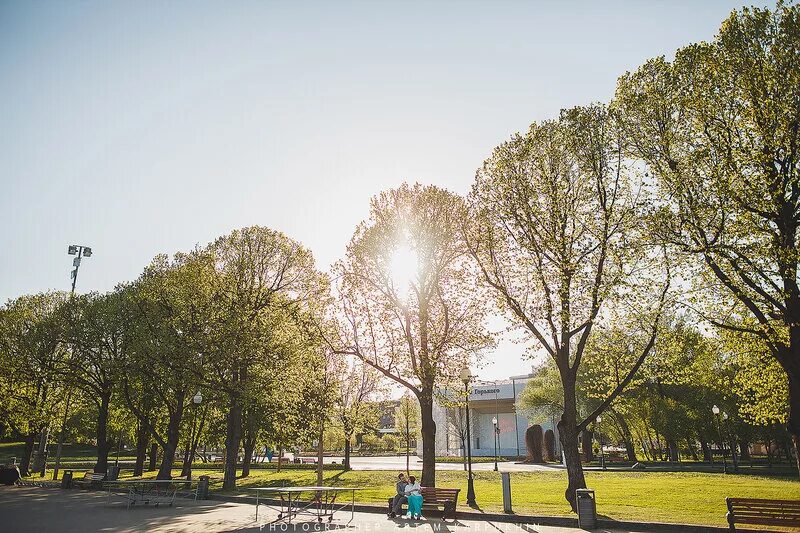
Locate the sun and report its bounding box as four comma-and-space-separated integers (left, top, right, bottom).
389, 244, 419, 295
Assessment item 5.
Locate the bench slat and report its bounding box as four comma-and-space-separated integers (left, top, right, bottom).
727, 497, 800, 530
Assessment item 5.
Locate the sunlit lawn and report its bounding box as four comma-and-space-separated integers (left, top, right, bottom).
121, 467, 800, 527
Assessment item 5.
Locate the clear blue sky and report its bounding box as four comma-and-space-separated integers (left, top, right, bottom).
0, 0, 756, 379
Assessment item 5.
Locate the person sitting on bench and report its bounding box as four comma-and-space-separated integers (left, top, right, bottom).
404, 475, 423, 519
389, 473, 408, 518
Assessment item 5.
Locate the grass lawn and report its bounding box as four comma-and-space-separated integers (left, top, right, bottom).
121, 467, 800, 527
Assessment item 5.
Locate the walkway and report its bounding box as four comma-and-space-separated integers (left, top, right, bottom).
0, 486, 674, 533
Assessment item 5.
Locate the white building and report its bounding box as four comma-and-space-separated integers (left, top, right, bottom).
421, 372, 561, 458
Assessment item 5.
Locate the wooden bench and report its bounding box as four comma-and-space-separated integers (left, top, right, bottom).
726, 497, 800, 531
76, 471, 106, 489
387, 487, 460, 519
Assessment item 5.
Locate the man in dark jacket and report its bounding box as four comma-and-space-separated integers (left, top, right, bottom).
388, 472, 408, 517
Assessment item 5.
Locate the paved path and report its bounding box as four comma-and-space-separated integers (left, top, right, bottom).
314, 456, 562, 472
0, 486, 666, 533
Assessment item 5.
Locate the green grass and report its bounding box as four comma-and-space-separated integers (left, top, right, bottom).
113, 467, 800, 528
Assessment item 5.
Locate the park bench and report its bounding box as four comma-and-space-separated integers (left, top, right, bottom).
388, 487, 460, 519
294, 457, 317, 464
76, 471, 106, 489
726, 497, 800, 531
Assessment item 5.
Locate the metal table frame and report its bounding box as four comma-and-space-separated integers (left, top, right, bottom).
103, 479, 198, 509
250, 486, 362, 524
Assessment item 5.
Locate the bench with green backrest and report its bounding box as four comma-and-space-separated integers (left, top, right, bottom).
388, 487, 460, 519
726, 497, 800, 531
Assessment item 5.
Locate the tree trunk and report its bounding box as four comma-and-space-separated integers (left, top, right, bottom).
666, 438, 679, 462
134, 422, 148, 477
33, 425, 49, 476
786, 365, 800, 477
242, 439, 255, 478
222, 393, 242, 490
730, 437, 739, 471
180, 437, 192, 477
687, 437, 699, 461
277, 444, 283, 473
343, 435, 352, 470
558, 377, 586, 513
700, 440, 712, 462
559, 424, 585, 512
20, 432, 36, 477
418, 389, 436, 487
739, 439, 751, 461
581, 430, 593, 462
766, 437, 773, 468
156, 392, 185, 480
188, 409, 205, 472
611, 410, 637, 462
94, 390, 112, 474
148, 442, 158, 471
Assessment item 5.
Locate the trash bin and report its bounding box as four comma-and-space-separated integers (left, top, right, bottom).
198, 475, 210, 500
107, 465, 120, 481
61, 470, 74, 489
501, 472, 513, 513
576, 488, 596, 529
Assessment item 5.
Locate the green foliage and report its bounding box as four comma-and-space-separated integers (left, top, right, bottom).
613, 2, 800, 441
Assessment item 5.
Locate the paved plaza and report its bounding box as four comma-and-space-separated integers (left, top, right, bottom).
0, 486, 671, 533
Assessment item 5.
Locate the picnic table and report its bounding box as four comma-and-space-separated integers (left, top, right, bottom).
102, 479, 198, 509
248, 486, 362, 524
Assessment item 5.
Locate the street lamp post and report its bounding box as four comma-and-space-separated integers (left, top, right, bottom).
187, 391, 203, 480
492, 417, 499, 471
460, 366, 477, 507
53, 244, 93, 480
712, 405, 728, 474
596, 416, 606, 470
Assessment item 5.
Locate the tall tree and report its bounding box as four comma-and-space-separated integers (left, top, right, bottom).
329, 183, 494, 487
206, 226, 324, 490
395, 392, 420, 476
468, 105, 670, 509
613, 2, 800, 469
122, 253, 209, 480
333, 357, 381, 470
0, 293, 67, 476
60, 291, 127, 474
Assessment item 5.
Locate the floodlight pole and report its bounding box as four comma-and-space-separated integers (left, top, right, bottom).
53, 244, 92, 480
70, 246, 84, 294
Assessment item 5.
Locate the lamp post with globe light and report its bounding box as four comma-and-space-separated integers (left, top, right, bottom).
460, 366, 477, 507
492, 416, 499, 471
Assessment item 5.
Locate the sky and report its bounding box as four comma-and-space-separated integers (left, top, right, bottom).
0, 0, 760, 380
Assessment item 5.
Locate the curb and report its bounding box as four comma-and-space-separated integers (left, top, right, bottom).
207, 493, 731, 532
